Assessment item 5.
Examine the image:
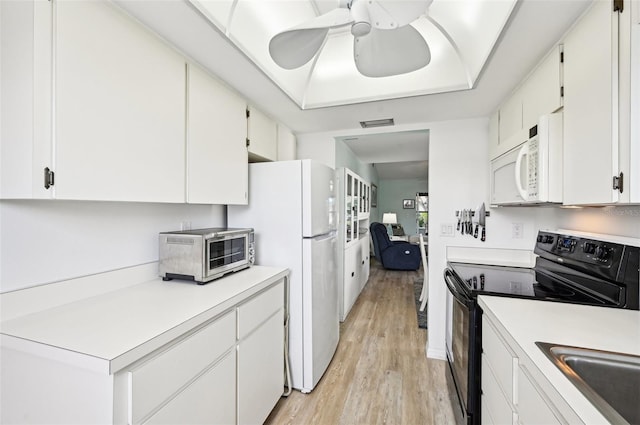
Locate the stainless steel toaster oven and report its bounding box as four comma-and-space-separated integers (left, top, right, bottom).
159, 228, 254, 283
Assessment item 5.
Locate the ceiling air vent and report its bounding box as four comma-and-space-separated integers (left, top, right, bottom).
359, 118, 395, 128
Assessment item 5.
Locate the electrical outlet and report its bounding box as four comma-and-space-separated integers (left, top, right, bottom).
512, 223, 523, 239
440, 223, 455, 237
180, 221, 191, 231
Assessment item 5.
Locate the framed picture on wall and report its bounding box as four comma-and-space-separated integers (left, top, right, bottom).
371, 184, 378, 207
403, 199, 415, 209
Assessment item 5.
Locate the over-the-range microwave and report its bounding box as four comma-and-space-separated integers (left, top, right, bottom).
159, 228, 255, 283
490, 112, 563, 206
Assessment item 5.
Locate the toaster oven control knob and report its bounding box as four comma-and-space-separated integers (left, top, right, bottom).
248, 245, 255, 265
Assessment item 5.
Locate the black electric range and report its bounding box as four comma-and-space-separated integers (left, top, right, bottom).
444, 230, 640, 425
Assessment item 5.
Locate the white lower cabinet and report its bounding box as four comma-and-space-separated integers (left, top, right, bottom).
144, 351, 236, 425
482, 314, 566, 425
1, 278, 285, 425
127, 311, 236, 424
517, 365, 562, 425
237, 283, 285, 425
238, 312, 284, 425
481, 317, 517, 425
125, 282, 284, 425
342, 242, 361, 321
359, 235, 370, 291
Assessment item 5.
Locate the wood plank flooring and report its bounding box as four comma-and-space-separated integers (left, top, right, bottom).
265, 259, 456, 425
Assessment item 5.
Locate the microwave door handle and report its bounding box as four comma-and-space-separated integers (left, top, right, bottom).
515, 143, 529, 200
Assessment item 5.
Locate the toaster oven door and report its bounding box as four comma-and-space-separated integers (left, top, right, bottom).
206, 235, 248, 276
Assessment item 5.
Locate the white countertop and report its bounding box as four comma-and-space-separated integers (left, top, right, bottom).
0, 266, 288, 374
478, 295, 640, 424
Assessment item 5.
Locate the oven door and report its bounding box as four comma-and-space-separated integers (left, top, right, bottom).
444, 268, 480, 425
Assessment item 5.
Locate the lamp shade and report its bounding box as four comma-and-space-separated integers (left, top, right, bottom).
382, 213, 398, 224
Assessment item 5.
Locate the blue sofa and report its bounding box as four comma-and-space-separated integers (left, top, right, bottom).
370, 222, 421, 271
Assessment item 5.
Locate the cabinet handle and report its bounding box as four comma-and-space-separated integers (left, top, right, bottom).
351, 272, 355, 277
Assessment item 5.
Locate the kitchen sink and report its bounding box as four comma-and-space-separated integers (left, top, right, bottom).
536, 342, 640, 424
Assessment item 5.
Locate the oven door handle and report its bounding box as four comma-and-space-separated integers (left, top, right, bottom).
444, 269, 473, 307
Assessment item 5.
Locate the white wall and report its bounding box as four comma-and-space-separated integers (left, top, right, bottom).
0, 200, 224, 292
297, 133, 335, 169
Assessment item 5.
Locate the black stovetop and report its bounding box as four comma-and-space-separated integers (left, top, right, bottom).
448, 261, 622, 307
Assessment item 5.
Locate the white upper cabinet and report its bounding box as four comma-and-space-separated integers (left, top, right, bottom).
1, 0, 53, 199
54, 0, 186, 202
490, 46, 563, 161
187, 64, 248, 205
563, 0, 623, 205
522, 46, 564, 131
497, 87, 525, 155
247, 106, 277, 162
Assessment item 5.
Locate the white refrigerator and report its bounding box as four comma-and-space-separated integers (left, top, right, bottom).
228, 159, 339, 393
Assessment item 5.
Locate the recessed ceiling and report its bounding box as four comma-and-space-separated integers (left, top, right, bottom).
189, 0, 517, 108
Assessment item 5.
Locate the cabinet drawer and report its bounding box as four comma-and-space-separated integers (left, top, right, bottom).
143, 351, 236, 425
238, 282, 283, 340
483, 317, 518, 404
482, 354, 515, 425
128, 311, 235, 424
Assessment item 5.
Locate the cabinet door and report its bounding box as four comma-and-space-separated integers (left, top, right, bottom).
54, 1, 185, 202
0, 0, 52, 199
359, 235, 370, 290
517, 365, 562, 425
497, 88, 526, 156
563, 0, 619, 204
247, 106, 277, 161
488, 110, 500, 160
187, 63, 248, 205
522, 46, 563, 131
482, 355, 515, 425
237, 310, 284, 425
144, 352, 236, 425
342, 243, 361, 320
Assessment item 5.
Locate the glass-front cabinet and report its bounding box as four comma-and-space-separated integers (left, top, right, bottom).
337, 167, 372, 322
341, 168, 370, 246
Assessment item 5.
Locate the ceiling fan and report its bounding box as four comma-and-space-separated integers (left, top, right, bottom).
268, 0, 433, 78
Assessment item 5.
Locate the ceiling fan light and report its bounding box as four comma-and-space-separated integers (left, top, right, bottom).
351, 21, 371, 37
360, 118, 395, 128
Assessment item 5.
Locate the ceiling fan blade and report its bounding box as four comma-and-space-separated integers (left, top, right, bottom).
354, 25, 430, 77
269, 8, 353, 70
367, 0, 433, 29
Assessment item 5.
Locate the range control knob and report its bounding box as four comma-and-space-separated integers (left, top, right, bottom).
583, 242, 596, 254
543, 235, 554, 244
594, 245, 610, 261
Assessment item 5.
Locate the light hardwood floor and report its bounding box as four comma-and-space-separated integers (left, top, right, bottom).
265, 259, 457, 425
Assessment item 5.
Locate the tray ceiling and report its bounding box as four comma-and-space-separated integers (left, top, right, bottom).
190, 0, 518, 109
